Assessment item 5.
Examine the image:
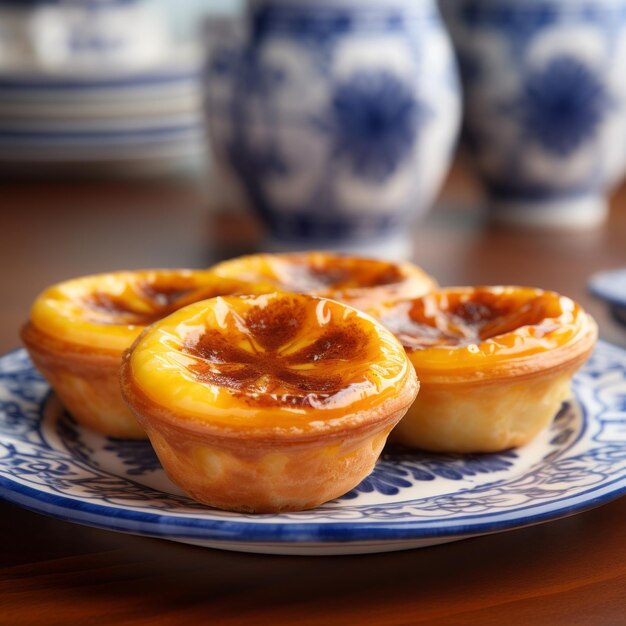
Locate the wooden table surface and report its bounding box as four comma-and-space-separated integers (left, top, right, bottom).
1, 168, 625, 625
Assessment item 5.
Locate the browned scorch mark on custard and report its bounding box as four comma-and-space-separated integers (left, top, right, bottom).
387, 290, 564, 351
346, 262, 404, 288
137, 278, 198, 308
182, 299, 370, 407
81, 276, 245, 326
244, 297, 306, 351
82, 292, 162, 326
289, 258, 405, 292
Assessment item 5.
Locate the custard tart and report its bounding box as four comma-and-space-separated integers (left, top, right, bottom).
210, 252, 436, 310
120, 292, 418, 513
372, 286, 597, 453
22, 270, 271, 439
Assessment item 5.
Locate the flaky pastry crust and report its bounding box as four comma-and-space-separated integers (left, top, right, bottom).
210, 251, 437, 310
120, 292, 418, 512
22, 270, 271, 438
371, 286, 598, 452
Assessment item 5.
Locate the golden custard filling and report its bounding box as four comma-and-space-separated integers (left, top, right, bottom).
30, 270, 272, 353
22, 269, 275, 439
373, 287, 596, 382
126, 292, 415, 435
371, 286, 597, 453
210, 252, 436, 307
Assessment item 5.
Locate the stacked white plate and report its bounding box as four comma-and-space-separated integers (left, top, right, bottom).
0, 52, 208, 177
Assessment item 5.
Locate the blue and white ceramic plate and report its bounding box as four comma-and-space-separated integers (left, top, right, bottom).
1, 344, 625, 555
590, 268, 626, 329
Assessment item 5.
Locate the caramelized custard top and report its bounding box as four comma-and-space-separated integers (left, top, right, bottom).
387, 289, 564, 350
82, 275, 203, 326
210, 252, 436, 307
30, 270, 272, 352
182, 296, 370, 407
127, 293, 417, 430
373, 287, 597, 381
289, 258, 403, 291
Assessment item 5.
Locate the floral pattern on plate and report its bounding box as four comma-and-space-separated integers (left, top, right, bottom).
0, 345, 625, 555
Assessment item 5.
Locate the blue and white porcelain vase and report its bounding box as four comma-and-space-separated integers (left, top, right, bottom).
441, 0, 626, 229
205, 0, 461, 257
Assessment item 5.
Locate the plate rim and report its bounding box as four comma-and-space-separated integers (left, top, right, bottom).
2, 469, 625, 545
0, 342, 625, 546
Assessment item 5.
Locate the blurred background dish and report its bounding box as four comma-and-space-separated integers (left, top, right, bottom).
589, 267, 626, 329
0, 0, 172, 72
0, 60, 206, 178
205, 0, 461, 259
441, 0, 626, 230
0, 0, 214, 178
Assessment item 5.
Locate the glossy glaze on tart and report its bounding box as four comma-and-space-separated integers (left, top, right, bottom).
372, 286, 598, 452
22, 270, 270, 438
121, 292, 418, 512
210, 252, 436, 310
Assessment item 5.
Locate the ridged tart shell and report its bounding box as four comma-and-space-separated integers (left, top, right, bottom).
22, 270, 271, 438
210, 251, 436, 310
120, 292, 418, 513
371, 286, 598, 452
